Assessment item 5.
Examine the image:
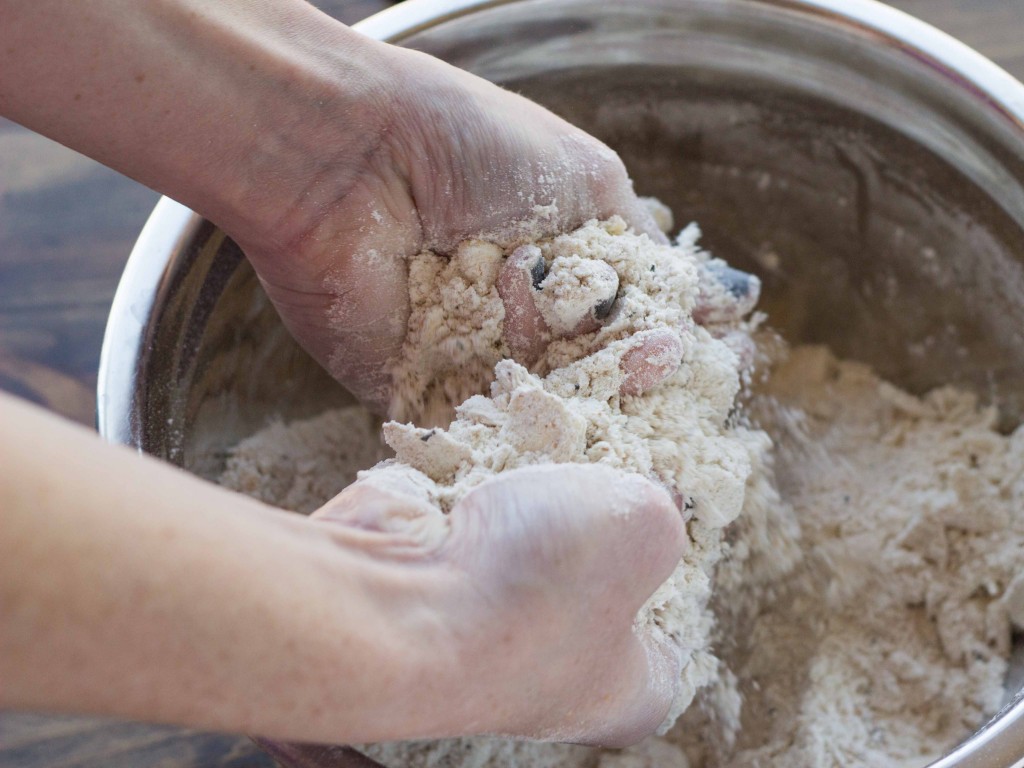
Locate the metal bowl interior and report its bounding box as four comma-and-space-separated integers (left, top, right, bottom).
98, 1, 1024, 765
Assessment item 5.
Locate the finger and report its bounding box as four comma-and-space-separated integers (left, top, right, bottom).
694, 260, 762, 325
570, 312, 602, 337
449, 466, 685, 610
617, 196, 671, 245
601, 472, 688, 606
496, 244, 549, 365
314, 482, 428, 530
560, 132, 670, 245
535, 258, 619, 338
619, 329, 685, 396
446, 466, 685, 746
312, 474, 447, 557
624, 630, 684, 744
575, 632, 681, 748
252, 737, 384, 768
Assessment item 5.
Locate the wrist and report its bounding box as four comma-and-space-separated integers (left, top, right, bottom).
0, 0, 399, 258
174, 7, 401, 254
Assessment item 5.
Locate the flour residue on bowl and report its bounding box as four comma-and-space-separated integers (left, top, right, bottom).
682, 343, 1024, 767
219, 217, 1024, 768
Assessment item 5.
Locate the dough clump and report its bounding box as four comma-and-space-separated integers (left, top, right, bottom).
220, 215, 1024, 768
374, 216, 763, 731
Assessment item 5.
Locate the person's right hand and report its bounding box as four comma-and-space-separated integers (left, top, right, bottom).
295, 463, 686, 754
232, 39, 760, 414
229, 41, 669, 414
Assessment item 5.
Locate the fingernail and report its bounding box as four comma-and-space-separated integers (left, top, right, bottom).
707, 262, 756, 301
536, 259, 619, 338
530, 252, 547, 289
695, 262, 762, 324
594, 293, 617, 320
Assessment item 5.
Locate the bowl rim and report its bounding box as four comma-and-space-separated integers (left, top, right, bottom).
97, 2, 1024, 766
356, 0, 1024, 129
98, 196, 202, 448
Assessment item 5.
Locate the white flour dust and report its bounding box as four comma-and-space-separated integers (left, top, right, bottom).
220, 214, 1024, 768
374, 216, 764, 735
672, 343, 1024, 767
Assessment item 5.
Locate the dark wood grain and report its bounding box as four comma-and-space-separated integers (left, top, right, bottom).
0, 2, 1021, 767
0, 129, 159, 424
888, 0, 1024, 79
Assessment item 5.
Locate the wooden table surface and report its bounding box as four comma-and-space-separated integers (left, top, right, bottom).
1, 1, 1022, 766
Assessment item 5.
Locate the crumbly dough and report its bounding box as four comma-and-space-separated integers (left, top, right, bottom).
369, 217, 762, 734
388, 237, 508, 426
682, 344, 1024, 768
218, 220, 1024, 768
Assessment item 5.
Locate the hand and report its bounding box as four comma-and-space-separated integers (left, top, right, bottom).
304, 463, 686, 749
232, 44, 664, 412
3, 0, 757, 417
0, 395, 682, 754
495, 241, 762, 395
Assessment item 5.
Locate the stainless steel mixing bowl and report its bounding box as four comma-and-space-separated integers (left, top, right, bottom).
98, 0, 1024, 765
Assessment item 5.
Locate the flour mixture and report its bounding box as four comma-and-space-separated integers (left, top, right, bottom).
220, 214, 1024, 768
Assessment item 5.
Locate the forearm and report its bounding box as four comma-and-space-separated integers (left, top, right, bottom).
0, 393, 457, 743
0, 0, 392, 251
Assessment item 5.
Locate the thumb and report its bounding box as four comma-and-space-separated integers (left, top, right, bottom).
312, 468, 449, 558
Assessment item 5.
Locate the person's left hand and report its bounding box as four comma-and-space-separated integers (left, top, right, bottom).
256, 463, 687, 765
